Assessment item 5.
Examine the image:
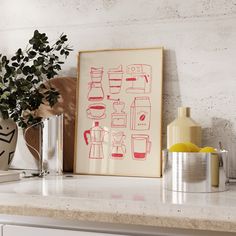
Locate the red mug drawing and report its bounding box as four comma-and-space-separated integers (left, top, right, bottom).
86, 103, 106, 119
131, 134, 151, 160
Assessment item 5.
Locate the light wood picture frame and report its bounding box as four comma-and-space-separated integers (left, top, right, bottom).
74, 47, 163, 177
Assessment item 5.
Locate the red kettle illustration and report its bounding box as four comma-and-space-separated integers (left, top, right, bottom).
84, 122, 108, 159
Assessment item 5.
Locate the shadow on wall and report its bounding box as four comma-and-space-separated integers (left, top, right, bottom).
162, 49, 182, 149
202, 117, 236, 178
59, 67, 77, 78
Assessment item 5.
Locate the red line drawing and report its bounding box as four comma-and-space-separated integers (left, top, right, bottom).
88, 67, 104, 101
111, 132, 126, 159
111, 100, 127, 128
126, 64, 152, 94
131, 134, 151, 160
111, 194, 123, 199
130, 97, 151, 130
108, 65, 123, 94
107, 95, 120, 101
86, 103, 106, 120
84, 122, 108, 159
133, 195, 145, 201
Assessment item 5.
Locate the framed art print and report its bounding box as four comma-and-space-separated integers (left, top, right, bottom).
74, 48, 163, 177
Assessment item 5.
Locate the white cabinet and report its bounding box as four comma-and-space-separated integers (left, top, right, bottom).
0, 225, 2, 236
3, 225, 128, 236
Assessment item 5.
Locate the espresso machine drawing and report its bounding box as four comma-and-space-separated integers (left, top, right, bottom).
111, 132, 126, 159
126, 64, 152, 94
87, 67, 104, 101
83, 122, 108, 159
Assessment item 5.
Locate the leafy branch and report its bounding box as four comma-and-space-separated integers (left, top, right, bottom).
0, 30, 73, 128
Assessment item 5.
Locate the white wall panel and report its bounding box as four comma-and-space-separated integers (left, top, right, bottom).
0, 0, 236, 176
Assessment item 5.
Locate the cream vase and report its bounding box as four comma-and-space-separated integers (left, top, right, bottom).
167, 107, 202, 148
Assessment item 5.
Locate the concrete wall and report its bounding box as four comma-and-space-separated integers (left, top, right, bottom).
1, 0, 236, 176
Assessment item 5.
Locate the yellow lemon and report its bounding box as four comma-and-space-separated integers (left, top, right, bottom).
169, 143, 190, 152
199, 146, 217, 153
184, 142, 200, 152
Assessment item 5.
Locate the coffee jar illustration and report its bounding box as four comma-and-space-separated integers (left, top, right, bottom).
167, 107, 202, 148
130, 97, 151, 130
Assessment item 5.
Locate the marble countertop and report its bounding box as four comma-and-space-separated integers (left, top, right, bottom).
0, 175, 236, 233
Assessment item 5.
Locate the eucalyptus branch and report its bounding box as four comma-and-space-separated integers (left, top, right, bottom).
0, 30, 72, 128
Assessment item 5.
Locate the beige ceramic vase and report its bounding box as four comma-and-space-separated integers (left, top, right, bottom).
0, 115, 18, 170
167, 107, 202, 148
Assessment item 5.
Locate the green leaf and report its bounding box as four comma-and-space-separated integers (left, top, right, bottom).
12, 62, 19, 67
23, 57, 29, 62
16, 48, 22, 56
22, 66, 31, 75
30, 66, 36, 73
28, 50, 37, 59
35, 69, 41, 76
1, 111, 9, 119
37, 57, 44, 65
16, 68, 22, 74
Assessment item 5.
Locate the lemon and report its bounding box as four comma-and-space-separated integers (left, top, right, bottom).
199, 146, 217, 153
169, 143, 190, 152
184, 142, 200, 152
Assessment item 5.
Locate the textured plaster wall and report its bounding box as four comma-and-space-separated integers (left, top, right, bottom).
0, 0, 236, 176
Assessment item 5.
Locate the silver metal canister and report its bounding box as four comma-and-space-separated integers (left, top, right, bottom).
40, 114, 63, 176
163, 150, 229, 193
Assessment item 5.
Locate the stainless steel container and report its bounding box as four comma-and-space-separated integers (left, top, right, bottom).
40, 114, 63, 176
163, 150, 229, 193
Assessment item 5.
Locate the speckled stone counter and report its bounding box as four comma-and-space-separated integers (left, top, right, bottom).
0, 175, 235, 233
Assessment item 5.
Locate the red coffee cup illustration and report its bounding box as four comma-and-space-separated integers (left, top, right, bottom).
86, 103, 106, 119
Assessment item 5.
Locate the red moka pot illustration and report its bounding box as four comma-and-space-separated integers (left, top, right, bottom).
87, 67, 104, 101
83, 122, 108, 159
130, 97, 151, 130
131, 134, 151, 160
